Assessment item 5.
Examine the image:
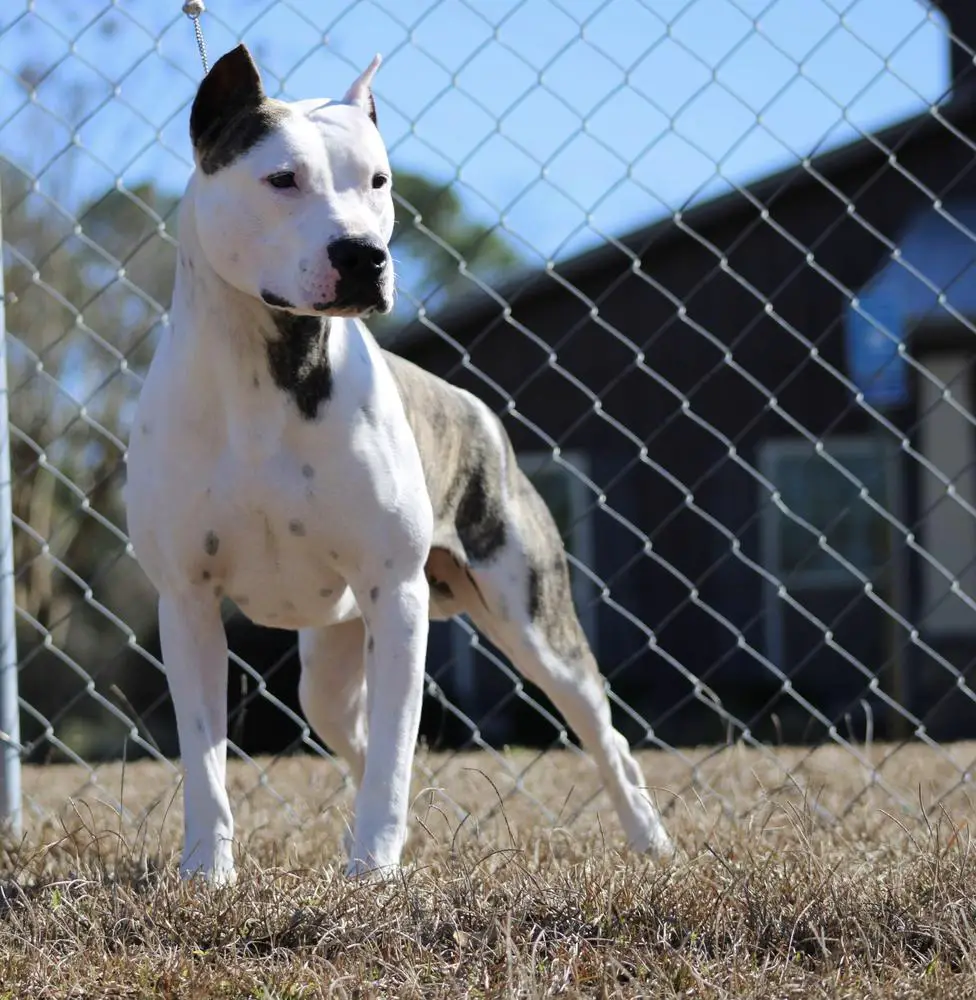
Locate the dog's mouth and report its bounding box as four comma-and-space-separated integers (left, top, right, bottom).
260, 289, 392, 318
260, 291, 299, 311
310, 295, 388, 317
317, 276, 393, 317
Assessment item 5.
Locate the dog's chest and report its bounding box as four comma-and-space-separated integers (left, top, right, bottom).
173, 447, 357, 629
128, 316, 434, 631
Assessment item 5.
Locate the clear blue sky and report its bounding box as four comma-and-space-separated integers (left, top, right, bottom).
0, 0, 951, 268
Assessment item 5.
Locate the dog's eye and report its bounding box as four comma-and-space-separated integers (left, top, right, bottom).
371, 173, 390, 190
266, 171, 298, 190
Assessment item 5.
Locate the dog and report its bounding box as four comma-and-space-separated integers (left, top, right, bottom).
125, 43, 672, 884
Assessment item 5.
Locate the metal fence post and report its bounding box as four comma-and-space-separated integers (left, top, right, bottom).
0, 176, 21, 838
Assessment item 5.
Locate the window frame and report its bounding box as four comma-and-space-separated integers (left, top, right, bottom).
758, 434, 901, 665
759, 435, 900, 589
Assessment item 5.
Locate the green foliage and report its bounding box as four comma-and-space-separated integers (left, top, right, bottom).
378, 168, 520, 337
392, 169, 518, 284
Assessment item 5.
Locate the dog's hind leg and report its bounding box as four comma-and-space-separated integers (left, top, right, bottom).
158, 592, 236, 884
298, 619, 368, 787
464, 553, 672, 856
458, 470, 672, 857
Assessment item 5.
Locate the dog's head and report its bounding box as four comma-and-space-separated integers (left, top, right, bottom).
188, 44, 394, 317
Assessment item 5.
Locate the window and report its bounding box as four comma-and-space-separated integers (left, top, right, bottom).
759, 436, 900, 669
760, 437, 898, 588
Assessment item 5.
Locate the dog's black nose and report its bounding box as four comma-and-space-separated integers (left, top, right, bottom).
328, 237, 387, 279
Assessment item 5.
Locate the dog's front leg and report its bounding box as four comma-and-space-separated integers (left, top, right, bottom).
346, 570, 429, 877
158, 593, 235, 884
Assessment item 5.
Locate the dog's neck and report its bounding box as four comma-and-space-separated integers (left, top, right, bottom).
173, 180, 335, 432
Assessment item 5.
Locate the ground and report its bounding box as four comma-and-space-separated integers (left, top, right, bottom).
1, 742, 976, 998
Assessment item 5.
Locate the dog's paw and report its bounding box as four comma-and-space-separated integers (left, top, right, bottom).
632, 830, 676, 861
344, 856, 402, 883
341, 830, 396, 883
625, 815, 676, 862
179, 856, 238, 888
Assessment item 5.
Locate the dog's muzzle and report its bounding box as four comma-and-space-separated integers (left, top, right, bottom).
319, 236, 391, 313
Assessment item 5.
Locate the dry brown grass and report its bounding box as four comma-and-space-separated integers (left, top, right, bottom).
2, 743, 976, 998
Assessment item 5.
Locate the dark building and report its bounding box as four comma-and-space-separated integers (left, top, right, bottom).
384, 0, 976, 749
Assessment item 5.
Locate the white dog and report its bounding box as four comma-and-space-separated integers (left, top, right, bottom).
125, 44, 672, 883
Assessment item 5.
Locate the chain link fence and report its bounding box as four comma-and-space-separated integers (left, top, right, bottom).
2, 0, 976, 842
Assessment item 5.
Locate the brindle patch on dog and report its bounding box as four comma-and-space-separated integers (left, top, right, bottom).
384, 352, 506, 563
512, 470, 587, 662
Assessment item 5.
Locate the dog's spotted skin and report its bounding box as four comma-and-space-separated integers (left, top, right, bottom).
125, 44, 672, 885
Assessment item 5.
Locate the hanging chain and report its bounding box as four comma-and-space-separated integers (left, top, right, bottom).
182, 0, 210, 75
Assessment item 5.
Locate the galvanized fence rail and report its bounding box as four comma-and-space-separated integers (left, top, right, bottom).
1, 0, 976, 840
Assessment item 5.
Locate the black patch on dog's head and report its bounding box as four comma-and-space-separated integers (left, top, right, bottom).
190, 44, 290, 175
265, 310, 333, 421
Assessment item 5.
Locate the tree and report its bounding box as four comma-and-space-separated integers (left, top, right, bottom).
379, 169, 520, 339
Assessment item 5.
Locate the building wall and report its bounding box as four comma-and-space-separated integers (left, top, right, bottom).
402, 133, 976, 745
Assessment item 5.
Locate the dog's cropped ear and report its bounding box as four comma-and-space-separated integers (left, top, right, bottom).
342, 54, 381, 126
190, 44, 265, 148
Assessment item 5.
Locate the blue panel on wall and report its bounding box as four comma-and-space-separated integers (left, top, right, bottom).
846, 298, 908, 408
